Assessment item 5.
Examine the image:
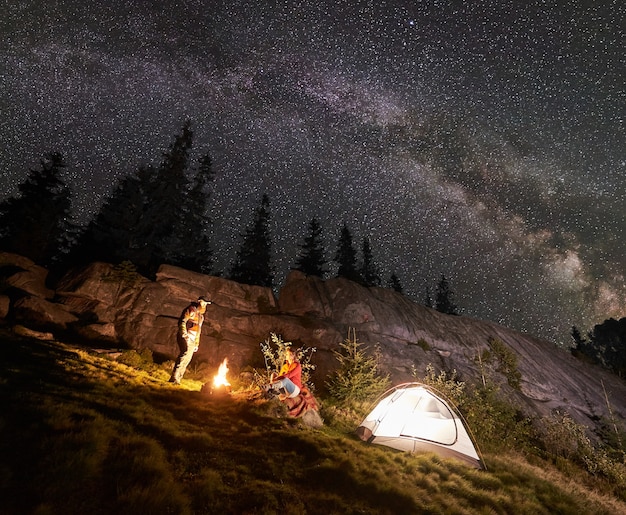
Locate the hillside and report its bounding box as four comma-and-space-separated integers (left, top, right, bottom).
3, 251, 625, 440
1, 329, 626, 515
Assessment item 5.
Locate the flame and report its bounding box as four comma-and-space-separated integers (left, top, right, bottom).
213, 358, 231, 388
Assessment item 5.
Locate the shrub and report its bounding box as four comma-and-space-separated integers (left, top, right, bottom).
476, 337, 522, 389
325, 329, 390, 404
538, 410, 626, 495
259, 332, 316, 387
103, 260, 142, 286
463, 382, 533, 453
117, 348, 154, 370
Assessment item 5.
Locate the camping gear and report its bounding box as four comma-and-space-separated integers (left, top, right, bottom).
356, 383, 485, 469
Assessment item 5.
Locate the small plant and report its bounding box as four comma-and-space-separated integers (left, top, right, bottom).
117, 348, 155, 371
103, 260, 142, 286
325, 328, 390, 404
409, 338, 431, 351
259, 332, 316, 387
476, 337, 522, 389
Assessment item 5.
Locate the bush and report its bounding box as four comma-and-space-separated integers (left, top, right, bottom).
463, 382, 534, 453
103, 260, 142, 286
475, 337, 522, 389
325, 329, 390, 404
259, 332, 316, 388
538, 410, 626, 496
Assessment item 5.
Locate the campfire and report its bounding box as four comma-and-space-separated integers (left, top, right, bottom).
210, 358, 231, 395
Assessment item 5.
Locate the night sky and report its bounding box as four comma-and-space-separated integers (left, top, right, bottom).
1, 0, 624, 344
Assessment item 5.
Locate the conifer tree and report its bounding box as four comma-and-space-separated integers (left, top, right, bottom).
141, 121, 193, 272
294, 217, 327, 277
424, 286, 433, 308
0, 152, 72, 265
586, 318, 626, 377
229, 194, 274, 287
325, 329, 390, 402
334, 223, 361, 283
388, 273, 403, 293
435, 274, 458, 315
176, 152, 215, 274
359, 237, 381, 287
70, 167, 153, 268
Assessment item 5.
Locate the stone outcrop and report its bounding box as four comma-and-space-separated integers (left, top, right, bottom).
1, 251, 625, 434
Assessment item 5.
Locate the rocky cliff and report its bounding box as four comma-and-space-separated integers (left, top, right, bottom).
1, 251, 625, 433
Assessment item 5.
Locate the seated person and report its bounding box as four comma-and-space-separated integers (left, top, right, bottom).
265, 348, 302, 400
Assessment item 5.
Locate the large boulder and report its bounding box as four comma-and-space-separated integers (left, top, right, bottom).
0, 295, 10, 319
0, 252, 54, 299
12, 296, 79, 331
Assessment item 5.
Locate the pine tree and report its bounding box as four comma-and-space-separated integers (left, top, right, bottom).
388, 273, 403, 293
588, 318, 626, 377
229, 194, 274, 287
294, 217, 327, 277
359, 237, 381, 287
176, 152, 215, 274
69, 167, 153, 268
435, 274, 458, 315
325, 329, 390, 402
141, 121, 193, 272
424, 286, 433, 308
0, 152, 72, 265
334, 223, 361, 283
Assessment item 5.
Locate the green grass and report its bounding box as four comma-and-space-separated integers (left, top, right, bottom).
1, 329, 625, 514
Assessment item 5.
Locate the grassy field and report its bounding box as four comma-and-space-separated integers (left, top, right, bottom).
1, 328, 625, 515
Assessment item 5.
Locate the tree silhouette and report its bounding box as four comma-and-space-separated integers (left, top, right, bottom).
229, 194, 274, 287
388, 273, 403, 293
69, 166, 153, 268
140, 121, 194, 272
576, 318, 626, 377
359, 237, 381, 287
334, 223, 361, 283
175, 152, 215, 274
0, 152, 72, 266
424, 286, 434, 308
570, 325, 598, 364
435, 274, 458, 315
73, 123, 195, 275
294, 217, 327, 277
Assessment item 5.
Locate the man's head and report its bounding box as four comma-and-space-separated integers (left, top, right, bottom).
197, 296, 211, 311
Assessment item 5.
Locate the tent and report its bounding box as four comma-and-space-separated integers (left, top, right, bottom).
356, 383, 485, 469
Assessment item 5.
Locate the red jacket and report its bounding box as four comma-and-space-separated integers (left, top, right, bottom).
276, 361, 302, 388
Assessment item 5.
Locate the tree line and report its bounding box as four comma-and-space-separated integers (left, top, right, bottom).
0, 123, 461, 313
571, 318, 626, 379
3, 123, 625, 379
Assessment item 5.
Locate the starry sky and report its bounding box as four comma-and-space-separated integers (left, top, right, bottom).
1, 0, 624, 345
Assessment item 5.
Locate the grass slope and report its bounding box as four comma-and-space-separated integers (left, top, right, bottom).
1, 330, 625, 515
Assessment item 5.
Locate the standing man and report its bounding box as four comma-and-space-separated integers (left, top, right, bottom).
169, 296, 211, 384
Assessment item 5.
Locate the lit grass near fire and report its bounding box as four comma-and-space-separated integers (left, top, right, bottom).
1, 330, 625, 514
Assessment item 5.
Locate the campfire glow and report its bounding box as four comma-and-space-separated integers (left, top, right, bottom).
213, 358, 231, 389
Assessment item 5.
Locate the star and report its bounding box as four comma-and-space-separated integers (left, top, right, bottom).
1, 0, 624, 344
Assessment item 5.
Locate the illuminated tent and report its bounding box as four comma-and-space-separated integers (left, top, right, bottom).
356, 383, 484, 469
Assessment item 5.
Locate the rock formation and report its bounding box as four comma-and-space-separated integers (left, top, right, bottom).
1, 251, 625, 434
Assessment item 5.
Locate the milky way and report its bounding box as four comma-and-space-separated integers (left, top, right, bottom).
1, 0, 624, 344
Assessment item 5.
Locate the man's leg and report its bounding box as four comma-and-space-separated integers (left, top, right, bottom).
169, 336, 194, 384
